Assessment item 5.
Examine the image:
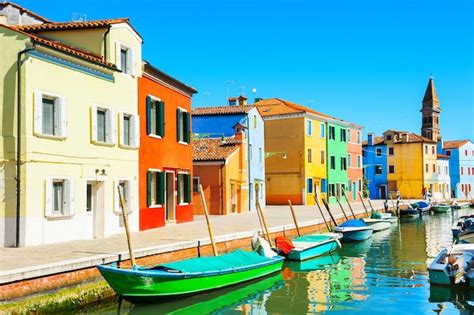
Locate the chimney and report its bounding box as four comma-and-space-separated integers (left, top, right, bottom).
401, 133, 409, 142
228, 97, 237, 106
237, 95, 247, 106
0, 15, 7, 25
233, 123, 247, 143
367, 133, 374, 146
254, 97, 263, 103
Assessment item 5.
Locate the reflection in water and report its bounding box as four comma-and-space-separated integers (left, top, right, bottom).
76, 210, 474, 314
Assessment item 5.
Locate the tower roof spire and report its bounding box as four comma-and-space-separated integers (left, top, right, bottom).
422, 76, 440, 108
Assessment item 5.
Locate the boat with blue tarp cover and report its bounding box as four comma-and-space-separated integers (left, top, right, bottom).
334, 219, 373, 243
97, 249, 284, 303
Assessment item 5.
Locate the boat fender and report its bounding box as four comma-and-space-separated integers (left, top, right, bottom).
275, 236, 295, 255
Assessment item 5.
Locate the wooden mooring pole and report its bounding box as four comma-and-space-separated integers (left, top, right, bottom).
315, 193, 331, 232
199, 184, 218, 256
341, 188, 357, 219
118, 185, 136, 267
288, 200, 301, 237
358, 192, 369, 217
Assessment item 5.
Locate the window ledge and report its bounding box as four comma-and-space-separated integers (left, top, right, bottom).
148, 205, 162, 209
92, 141, 116, 147
35, 133, 66, 141
119, 144, 139, 150
45, 214, 74, 220
178, 141, 189, 146
148, 134, 163, 140
178, 202, 189, 206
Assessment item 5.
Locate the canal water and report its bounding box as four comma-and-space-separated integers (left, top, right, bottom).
80, 209, 474, 314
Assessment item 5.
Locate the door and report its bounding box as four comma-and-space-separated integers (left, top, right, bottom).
165, 172, 175, 222
231, 183, 237, 213
380, 185, 387, 200
88, 181, 104, 239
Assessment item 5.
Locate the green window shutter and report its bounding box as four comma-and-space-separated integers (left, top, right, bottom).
146, 96, 152, 135
184, 174, 191, 203
176, 109, 181, 142
157, 172, 165, 205
158, 101, 165, 137
146, 171, 152, 206
177, 174, 182, 202
183, 112, 190, 143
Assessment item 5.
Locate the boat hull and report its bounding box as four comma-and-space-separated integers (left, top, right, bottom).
432, 205, 451, 213
459, 231, 474, 244
337, 229, 373, 243
287, 238, 340, 261
98, 256, 284, 303
362, 219, 391, 232
399, 209, 420, 219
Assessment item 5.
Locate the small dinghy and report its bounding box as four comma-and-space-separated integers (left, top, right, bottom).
452, 217, 474, 239
362, 218, 392, 232
275, 234, 342, 261
428, 243, 474, 287
459, 229, 474, 244
432, 203, 452, 213
97, 242, 284, 303
399, 207, 420, 219
410, 201, 431, 214
370, 211, 398, 223
334, 219, 373, 243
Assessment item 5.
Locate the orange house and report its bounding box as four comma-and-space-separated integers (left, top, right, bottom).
138, 62, 197, 230
347, 124, 363, 202
192, 128, 249, 215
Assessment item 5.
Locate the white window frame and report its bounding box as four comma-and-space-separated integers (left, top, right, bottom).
148, 95, 162, 139
320, 123, 325, 138
193, 176, 200, 193
306, 119, 313, 136
177, 171, 190, 206
148, 168, 162, 208
119, 111, 140, 149
114, 178, 133, 214
357, 155, 362, 168
91, 105, 116, 146
177, 106, 189, 145
347, 153, 352, 167
115, 42, 136, 76
34, 90, 67, 139
45, 176, 75, 219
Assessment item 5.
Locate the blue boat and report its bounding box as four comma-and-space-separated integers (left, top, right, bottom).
286, 234, 342, 261
334, 219, 373, 243
410, 201, 431, 214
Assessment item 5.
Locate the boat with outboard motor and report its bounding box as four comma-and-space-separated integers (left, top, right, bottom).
428, 243, 474, 287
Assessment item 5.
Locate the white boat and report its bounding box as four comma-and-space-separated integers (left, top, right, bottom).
428, 243, 474, 287
362, 218, 392, 232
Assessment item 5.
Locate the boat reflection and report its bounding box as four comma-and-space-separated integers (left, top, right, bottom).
129, 273, 284, 315
429, 285, 474, 314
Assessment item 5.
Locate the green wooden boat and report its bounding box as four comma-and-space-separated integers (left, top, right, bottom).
97, 249, 284, 303
431, 204, 451, 213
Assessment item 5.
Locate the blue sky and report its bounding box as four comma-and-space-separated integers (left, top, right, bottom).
17, 0, 473, 140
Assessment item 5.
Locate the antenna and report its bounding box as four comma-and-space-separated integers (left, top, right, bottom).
226, 80, 236, 99
72, 12, 87, 22
238, 85, 245, 95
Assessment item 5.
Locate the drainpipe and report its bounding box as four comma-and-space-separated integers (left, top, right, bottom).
220, 163, 224, 215
16, 41, 36, 248
247, 116, 252, 211
103, 26, 111, 61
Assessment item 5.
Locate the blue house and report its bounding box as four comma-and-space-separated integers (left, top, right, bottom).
362, 133, 388, 199
192, 96, 266, 211
438, 139, 474, 198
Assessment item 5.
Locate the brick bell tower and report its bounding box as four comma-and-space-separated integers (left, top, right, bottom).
420, 76, 441, 141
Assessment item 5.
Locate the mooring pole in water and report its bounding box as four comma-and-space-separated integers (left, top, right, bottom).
256, 184, 272, 246
341, 188, 357, 219
315, 193, 331, 232
199, 184, 218, 256
367, 197, 375, 212
322, 198, 338, 226
358, 192, 369, 217
118, 185, 136, 267
288, 200, 301, 237
336, 196, 349, 221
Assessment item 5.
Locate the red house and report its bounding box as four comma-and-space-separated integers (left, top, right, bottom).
138, 61, 197, 230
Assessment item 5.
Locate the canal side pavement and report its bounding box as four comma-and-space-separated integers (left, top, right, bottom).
0, 200, 390, 286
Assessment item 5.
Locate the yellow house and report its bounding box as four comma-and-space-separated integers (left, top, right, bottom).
0, 5, 142, 246
384, 130, 438, 199
255, 98, 328, 205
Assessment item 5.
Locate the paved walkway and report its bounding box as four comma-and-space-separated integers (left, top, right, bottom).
0, 200, 392, 283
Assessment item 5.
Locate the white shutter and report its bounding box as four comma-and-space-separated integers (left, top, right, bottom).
114, 180, 120, 213
127, 180, 133, 213
118, 112, 124, 145
132, 114, 140, 148
129, 48, 136, 76
59, 96, 68, 138
108, 109, 117, 145
64, 179, 75, 216
34, 91, 43, 135
115, 42, 122, 71
91, 105, 97, 142
44, 177, 53, 216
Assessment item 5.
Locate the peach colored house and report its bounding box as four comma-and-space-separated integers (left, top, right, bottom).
192, 129, 249, 215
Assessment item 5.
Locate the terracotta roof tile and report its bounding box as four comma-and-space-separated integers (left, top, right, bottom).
193, 138, 240, 161
362, 136, 384, 146
254, 98, 330, 118
192, 105, 255, 116
1, 24, 116, 69
443, 140, 470, 149
14, 18, 128, 32
383, 130, 436, 144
